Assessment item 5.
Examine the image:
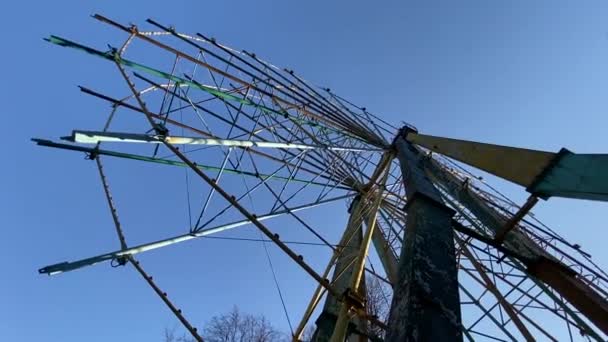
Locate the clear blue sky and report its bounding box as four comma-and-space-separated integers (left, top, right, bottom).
2, 1, 608, 341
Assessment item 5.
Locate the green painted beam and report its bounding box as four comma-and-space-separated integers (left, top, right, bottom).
45, 35, 365, 142
32, 139, 350, 189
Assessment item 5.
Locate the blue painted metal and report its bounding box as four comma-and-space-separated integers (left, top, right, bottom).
529, 151, 608, 202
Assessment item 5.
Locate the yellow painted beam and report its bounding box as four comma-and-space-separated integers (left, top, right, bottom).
406, 132, 555, 188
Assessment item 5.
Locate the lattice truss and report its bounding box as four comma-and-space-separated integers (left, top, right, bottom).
35, 15, 608, 342
429, 153, 608, 342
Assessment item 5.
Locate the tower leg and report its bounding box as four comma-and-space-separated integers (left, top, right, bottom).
385, 131, 463, 341
312, 197, 366, 341
423, 152, 608, 338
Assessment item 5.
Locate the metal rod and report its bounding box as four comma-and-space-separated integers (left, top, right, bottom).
32, 139, 344, 189
69, 130, 381, 152
114, 58, 347, 304
330, 168, 389, 342
294, 198, 366, 340
193, 147, 233, 230
311, 196, 367, 341
128, 256, 204, 342
132, 72, 356, 189
457, 238, 534, 341
95, 157, 128, 250
459, 283, 517, 341
38, 193, 354, 275
90, 18, 370, 144
494, 195, 539, 243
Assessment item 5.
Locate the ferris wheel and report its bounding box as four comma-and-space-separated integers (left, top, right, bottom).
35, 15, 608, 342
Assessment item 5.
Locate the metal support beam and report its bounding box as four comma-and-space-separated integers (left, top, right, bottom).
312, 196, 366, 342
526, 257, 608, 335
39, 194, 352, 275
129, 256, 204, 342
95, 157, 128, 250
494, 195, 539, 243
108, 52, 385, 337
370, 221, 398, 285
330, 173, 388, 342
294, 259, 335, 340
405, 131, 554, 188
457, 239, 534, 341
32, 139, 346, 189
385, 130, 463, 341
308, 154, 392, 342
68, 130, 380, 152
405, 131, 608, 202
423, 155, 608, 337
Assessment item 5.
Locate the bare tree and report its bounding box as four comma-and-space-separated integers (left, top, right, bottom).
163, 327, 196, 342
365, 275, 391, 340
164, 283, 389, 342
203, 306, 287, 342
164, 306, 287, 342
